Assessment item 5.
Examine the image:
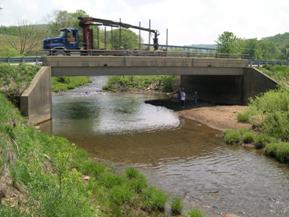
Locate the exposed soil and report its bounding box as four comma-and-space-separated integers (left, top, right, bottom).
178, 105, 251, 131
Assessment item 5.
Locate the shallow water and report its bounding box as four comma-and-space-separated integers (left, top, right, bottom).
40, 79, 289, 217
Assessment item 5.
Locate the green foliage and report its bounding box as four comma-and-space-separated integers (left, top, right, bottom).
216, 31, 242, 54
52, 76, 91, 92
242, 131, 255, 144
260, 65, 289, 86
0, 205, 26, 217
0, 63, 40, 106
265, 142, 289, 163
125, 167, 140, 179
237, 111, 250, 123
49, 10, 88, 36
186, 209, 204, 217
103, 75, 176, 92
142, 186, 167, 211
171, 197, 183, 215
224, 129, 241, 145
262, 112, 289, 141
110, 184, 133, 205
255, 134, 275, 149
216, 31, 284, 60
110, 29, 139, 49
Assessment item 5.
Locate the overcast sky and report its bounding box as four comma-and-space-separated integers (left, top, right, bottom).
0, 0, 288, 45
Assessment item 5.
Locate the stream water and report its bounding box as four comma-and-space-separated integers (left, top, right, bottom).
40, 77, 289, 217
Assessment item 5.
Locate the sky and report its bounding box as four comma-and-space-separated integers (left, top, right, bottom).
0, 0, 289, 45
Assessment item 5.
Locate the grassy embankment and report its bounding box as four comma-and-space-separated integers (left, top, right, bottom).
0, 62, 91, 95
103, 75, 177, 93
224, 65, 289, 164
0, 64, 204, 216
52, 76, 91, 92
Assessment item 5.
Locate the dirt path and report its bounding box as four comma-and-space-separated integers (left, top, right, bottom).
178, 105, 251, 131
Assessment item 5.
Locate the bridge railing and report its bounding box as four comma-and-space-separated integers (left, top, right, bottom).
0, 56, 43, 64
249, 59, 289, 67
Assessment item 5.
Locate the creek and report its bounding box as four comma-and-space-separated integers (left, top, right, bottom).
40, 77, 289, 217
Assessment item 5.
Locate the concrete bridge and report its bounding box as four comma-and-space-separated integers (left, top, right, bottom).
21, 56, 277, 124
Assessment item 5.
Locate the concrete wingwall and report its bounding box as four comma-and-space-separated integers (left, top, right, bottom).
20, 67, 52, 125
242, 67, 278, 104
181, 67, 278, 105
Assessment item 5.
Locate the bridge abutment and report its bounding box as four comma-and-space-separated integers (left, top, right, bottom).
20, 67, 52, 124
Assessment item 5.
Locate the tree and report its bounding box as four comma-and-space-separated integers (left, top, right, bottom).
109, 29, 139, 49
216, 31, 242, 54
49, 10, 88, 36
3, 21, 45, 55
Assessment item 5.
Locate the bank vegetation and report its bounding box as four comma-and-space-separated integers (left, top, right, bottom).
224, 67, 289, 164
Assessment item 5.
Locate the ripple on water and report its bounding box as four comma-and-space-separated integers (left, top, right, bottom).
41, 80, 289, 217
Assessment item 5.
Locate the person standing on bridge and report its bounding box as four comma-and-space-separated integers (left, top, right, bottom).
180, 88, 186, 108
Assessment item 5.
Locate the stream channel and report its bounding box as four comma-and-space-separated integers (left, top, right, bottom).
39, 77, 289, 217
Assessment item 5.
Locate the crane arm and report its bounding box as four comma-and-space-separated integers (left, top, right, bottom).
78, 17, 159, 36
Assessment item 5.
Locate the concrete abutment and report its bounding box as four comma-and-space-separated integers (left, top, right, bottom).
20, 67, 52, 125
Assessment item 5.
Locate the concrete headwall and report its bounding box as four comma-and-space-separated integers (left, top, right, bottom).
181, 75, 243, 104
242, 67, 278, 104
20, 67, 52, 124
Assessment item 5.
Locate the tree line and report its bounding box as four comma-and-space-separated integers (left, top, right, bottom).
216, 31, 289, 60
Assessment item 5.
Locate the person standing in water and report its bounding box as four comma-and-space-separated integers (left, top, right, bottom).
180, 88, 186, 108
193, 90, 198, 106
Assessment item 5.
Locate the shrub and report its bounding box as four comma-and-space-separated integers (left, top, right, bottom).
237, 111, 249, 123
171, 197, 183, 215
242, 131, 255, 144
142, 186, 167, 211
101, 173, 123, 188
110, 184, 133, 205
265, 142, 289, 163
254, 134, 275, 149
224, 129, 241, 144
262, 111, 289, 141
125, 167, 140, 179
128, 174, 147, 193
186, 209, 204, 217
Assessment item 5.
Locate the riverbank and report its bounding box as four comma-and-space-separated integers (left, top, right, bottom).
178, 106, 251, 132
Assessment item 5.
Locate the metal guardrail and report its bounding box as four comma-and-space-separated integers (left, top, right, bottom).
249, 60, 289, 66
1, 54, 288, 66
0, 56, 43, 64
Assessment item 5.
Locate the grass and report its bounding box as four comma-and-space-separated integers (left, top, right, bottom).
142, 186, 167, 212
186, 209, 204, 217
0, 92, 172, 217
103, 75, 177, 92
224, 129, 242, 145
52, 76, 91, 92
265, 142, 289, 163
260, 65, 289, 86
0, 63, 40, 106
171, 197, 183, 215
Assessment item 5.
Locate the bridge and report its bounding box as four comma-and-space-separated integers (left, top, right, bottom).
20, 55, 277, 124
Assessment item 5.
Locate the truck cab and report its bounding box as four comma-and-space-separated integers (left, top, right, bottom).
43, 28, 80, 53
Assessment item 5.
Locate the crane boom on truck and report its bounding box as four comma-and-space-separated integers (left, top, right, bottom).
43, 16, 160, 55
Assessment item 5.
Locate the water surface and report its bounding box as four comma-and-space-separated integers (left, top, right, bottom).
40, 79, 289, 217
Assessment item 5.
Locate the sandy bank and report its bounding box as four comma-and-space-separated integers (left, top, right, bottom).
178, 105, 251, 132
